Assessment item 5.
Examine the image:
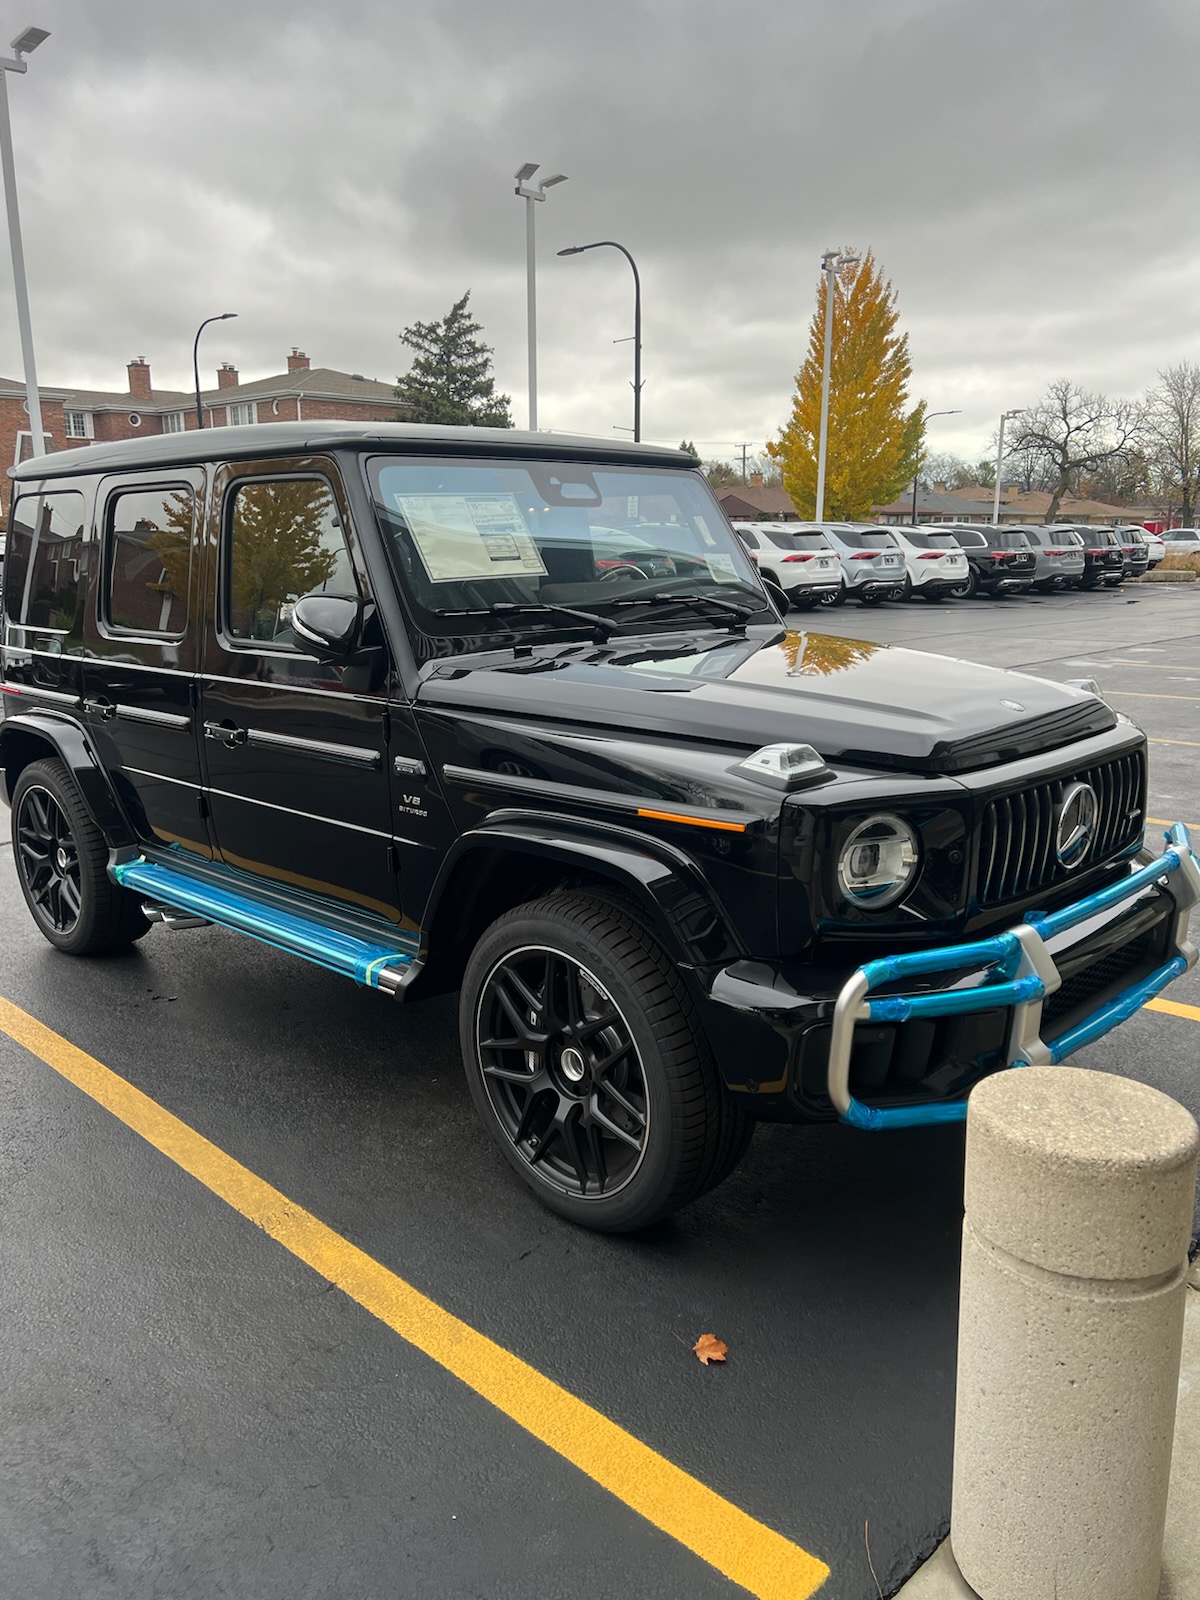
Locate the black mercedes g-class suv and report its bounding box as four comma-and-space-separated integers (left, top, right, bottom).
2, 423, 1197, 1231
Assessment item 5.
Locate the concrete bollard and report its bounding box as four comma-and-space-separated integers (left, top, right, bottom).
950, 1065, 1199, 1600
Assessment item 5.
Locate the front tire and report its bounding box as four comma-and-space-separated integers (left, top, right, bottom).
460, 892, 752, 1232
11, 759, 149, 954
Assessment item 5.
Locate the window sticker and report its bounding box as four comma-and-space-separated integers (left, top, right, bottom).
694, 514, 717, 546
705, 552, 739, 582
395, 493, 547, 583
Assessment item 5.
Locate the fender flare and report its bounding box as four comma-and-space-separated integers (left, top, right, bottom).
0, 710, 136, 847
415, 808, 746, 984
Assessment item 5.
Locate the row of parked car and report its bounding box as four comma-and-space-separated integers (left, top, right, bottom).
729, 520, 1173, 609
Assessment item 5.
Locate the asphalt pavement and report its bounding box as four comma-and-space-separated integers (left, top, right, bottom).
1, 582, 1197, 1600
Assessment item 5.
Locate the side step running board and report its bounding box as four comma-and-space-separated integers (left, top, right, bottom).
112, 857, 414, 994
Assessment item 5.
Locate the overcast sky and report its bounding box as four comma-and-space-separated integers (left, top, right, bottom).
2, 0, 1196, 464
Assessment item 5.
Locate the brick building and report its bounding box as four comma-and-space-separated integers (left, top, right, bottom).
0, 351, 404, 513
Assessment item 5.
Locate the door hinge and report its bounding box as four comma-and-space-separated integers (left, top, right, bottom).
386, 843, 398, 874
197, 793, 210, 820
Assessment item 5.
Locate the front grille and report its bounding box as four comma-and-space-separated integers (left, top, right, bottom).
1041, 931, 1156, 1031
977, 749, 1145, 905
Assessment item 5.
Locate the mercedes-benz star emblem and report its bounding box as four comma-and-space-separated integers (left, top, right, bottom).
1055, 781, 1099, 868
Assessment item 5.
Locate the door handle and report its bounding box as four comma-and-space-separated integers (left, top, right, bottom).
203, 721, 247, 749
83, 698, 116, 722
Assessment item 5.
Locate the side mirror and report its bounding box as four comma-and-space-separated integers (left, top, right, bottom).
290, 593, 362, 658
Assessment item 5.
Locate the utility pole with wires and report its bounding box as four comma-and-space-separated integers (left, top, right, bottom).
737, 443, 751, 484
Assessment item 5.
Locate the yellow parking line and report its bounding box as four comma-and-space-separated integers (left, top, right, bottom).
0, 997, 829, 1600
1106, 691, 1200, 702
1149, 738, 1200, 747
1146, 997, 1200, 1024
1146, 818, 1199, 831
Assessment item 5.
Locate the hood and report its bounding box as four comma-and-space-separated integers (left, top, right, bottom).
416, 628, 1117, 774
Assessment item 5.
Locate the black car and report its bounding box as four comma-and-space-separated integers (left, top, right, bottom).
1055, 524, 1126, 588
943, 525, 1037, 597
1112, 524, 1150, 580
2, 423, 1197, 1232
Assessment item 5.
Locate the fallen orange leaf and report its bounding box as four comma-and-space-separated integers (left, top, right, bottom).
693, 1333, 728, 1365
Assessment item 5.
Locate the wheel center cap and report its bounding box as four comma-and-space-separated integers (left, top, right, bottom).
559, 1047, 587, 1084
55, 847, 68, 872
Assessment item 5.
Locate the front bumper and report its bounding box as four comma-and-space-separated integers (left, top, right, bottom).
827, 824, 1199, 1129
704, 825, 1199, 1126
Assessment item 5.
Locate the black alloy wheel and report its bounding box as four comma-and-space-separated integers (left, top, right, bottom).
10, 758, 149, 954
949, 568, 977, 598
817, 582, 846, 607
461, 893, 753, 1231
16, 784, 82, 935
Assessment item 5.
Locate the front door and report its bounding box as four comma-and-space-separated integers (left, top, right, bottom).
82, 470, 211, 858
197, 462, 401, 925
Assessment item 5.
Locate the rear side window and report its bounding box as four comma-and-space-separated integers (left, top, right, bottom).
951, 529, 987, 547
3, 489, 87, 638
104, 485, 194, 637
735, 529, 760, 549
224, 477, 357, 648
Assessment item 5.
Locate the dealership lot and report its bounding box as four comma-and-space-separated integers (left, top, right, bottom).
1, 584, 1197, 1600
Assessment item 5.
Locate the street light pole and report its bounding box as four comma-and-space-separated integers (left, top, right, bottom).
514, 163, 567, 432
814, 250, 859, 522
0, 26, 50, 462
992, 409, 1023, 525
910, 408, 962, 524
557, 240, 642, 442
192, 313, 237, 429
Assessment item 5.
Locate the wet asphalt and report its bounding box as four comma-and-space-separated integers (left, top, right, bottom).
1, 582, 1197, 1600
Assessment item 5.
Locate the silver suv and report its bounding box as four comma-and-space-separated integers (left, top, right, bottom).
729, 522, 843, 609
796, 523, 906, 605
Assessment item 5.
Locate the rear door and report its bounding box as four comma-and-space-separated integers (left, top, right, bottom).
82, 470, 211, 857
197, 459, 402, 924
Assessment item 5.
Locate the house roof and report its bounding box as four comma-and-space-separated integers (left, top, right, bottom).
715, 484, 797, 516
0, 367, 399, 412
10, 420, 694, 482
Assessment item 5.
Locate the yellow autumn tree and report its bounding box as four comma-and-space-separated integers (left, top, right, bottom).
768, 251, 925, 521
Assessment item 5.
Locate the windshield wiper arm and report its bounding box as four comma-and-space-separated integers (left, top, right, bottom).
432, 600, 618, 643
634, 592, 761, 630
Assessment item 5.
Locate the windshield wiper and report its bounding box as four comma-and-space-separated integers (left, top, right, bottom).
610, 591, 762, 632
432, 600, 618, 644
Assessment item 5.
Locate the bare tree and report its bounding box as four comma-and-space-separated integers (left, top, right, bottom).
1006, 380, 1143, 523
1143, 362, 1200, 526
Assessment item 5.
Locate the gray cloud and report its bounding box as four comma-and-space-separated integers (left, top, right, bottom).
1, 0, 1195, 464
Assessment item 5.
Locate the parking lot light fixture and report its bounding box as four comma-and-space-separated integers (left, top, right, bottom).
910, 409, 962, 524
192, 313, 238, 429
992, 409, 1023, 525
514, 163, 568, 432
0, 23, 49, 460
815, 251, 860, 522
557, 240, 643, 442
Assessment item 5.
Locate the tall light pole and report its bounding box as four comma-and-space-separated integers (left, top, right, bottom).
910, 408, 962, 524
0, 25, 50, 462
192, 313, 237, 429
514, 162, 567, 433
557, 240, 642, 442
992, 408, 1023, 525
814, 250, 859, 522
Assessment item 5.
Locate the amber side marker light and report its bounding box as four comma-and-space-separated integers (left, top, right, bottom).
637, 808, 748, 833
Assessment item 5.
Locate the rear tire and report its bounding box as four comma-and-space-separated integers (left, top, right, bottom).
460, 892, 753, 1232
818, 582, 846, 608
10, 758, 149, 955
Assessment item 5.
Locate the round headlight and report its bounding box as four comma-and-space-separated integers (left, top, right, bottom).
837, 814, 920, 909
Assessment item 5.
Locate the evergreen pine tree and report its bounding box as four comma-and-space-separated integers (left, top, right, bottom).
395, 291, 512, 428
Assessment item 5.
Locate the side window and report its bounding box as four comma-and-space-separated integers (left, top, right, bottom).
737, 529, 759, 549
3, 489, 87, 642
225, 477, 357, 649
104, 485, 193, 637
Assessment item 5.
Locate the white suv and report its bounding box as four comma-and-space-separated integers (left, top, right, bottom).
729, 522, 843, 609
887, 526, 971, 601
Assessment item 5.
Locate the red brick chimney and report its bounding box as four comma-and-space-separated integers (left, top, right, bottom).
287, 348, 310, 372
127, 358, 152, 400
216, 363, 239, 390
749, 470, 764, 488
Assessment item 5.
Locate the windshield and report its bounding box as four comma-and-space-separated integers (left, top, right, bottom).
904, 530, 960, 549
830, 528, 897, 549
367, 455, 766, 649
